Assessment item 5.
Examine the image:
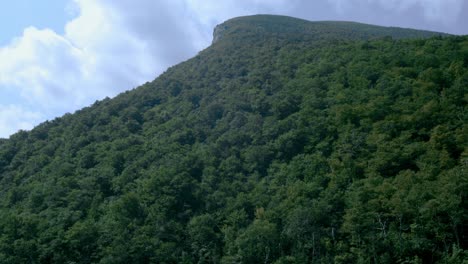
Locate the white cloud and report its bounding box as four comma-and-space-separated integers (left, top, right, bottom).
0, 27, 88, 109
327, 0, 464, 24
0, 105, 42, 138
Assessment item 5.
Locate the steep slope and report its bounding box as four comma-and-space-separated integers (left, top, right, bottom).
0, 15, 467, 263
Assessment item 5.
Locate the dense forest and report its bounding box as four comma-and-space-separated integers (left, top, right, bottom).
0, 15, 467, 263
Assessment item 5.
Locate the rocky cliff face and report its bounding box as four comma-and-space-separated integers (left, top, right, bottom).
212, 24, 229, 44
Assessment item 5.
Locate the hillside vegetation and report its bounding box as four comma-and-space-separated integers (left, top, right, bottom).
0, 15, 467, 263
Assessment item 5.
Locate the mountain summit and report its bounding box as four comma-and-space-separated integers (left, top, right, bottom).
0, 15, 466, 263
212, 15, 447, 44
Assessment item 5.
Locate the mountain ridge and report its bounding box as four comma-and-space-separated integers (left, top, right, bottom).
212, 14, 449, 44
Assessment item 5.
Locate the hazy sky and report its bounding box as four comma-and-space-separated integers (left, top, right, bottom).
0, 0, 467, 138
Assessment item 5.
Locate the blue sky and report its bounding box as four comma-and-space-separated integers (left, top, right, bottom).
0, 0, 467, 138
0, 0, 73, 45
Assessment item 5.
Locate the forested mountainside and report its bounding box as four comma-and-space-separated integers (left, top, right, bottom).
0, 15, 466, 263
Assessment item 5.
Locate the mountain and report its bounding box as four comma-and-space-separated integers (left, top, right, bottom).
0, 15, 467, 263
212, 15, 448, 44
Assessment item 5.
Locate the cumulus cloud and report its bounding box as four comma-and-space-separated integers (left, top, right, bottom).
0, 27, 88, 109
0, 105, 42, 137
